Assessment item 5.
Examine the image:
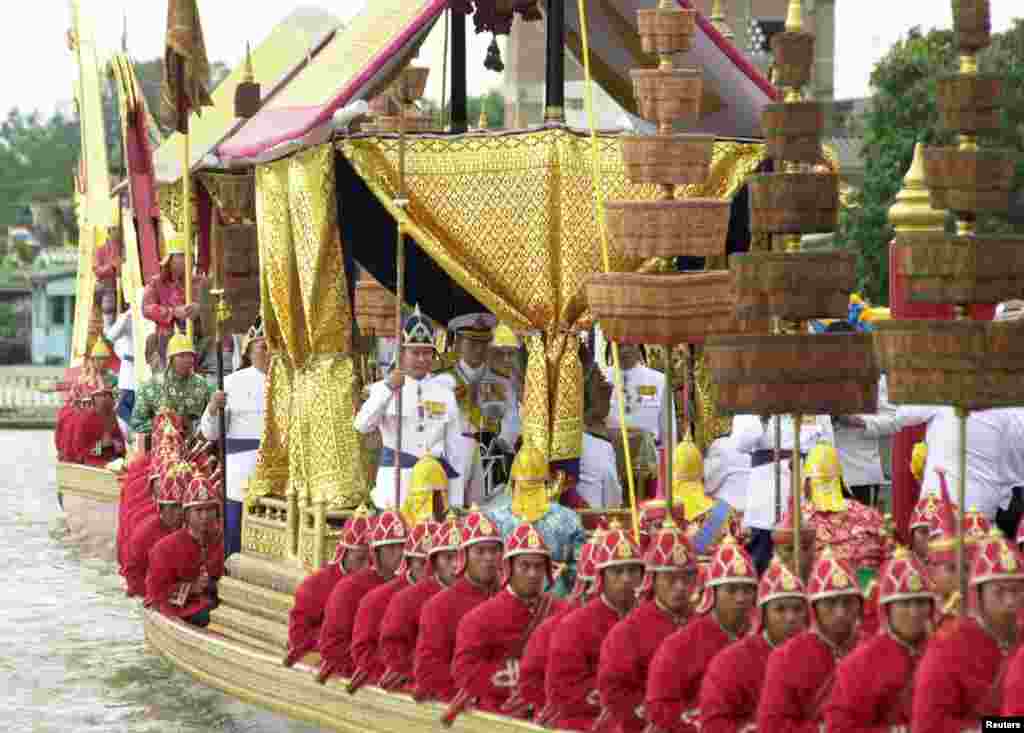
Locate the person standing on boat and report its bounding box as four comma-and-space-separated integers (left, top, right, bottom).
569, 368, 622, 510
200, 319, 267, 558
142, 234, 205, 359
507, 535, 601, 722
433, 313, 515, 506
123, 461, 186, 597
646, 536, 757, 733
822, 547, 934, 733
102, 288, 136, 439
131, 327, 214, 440
755, 548, 862, 733
913, 529, 1024, 730
542, 525, 647, 731
595, 521, 697, 733
673, 439, 743, 557
317, 511, 408, 684
144, 473, 225, 627
347, 519, 433, 694
444, 522, 567, 723
602, 343, 675, 450
283, 509, 372, 668
488, 323, 523, 452
485, 443, 586, 597
378, 514, 462, 692
698, 556, 808, 733
413, 509, 503, 703
354, 306, 463, 509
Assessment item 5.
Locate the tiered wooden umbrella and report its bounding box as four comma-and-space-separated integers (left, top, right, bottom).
704, 0, 879, 573
587, 0, 736, 530
875, 0, 1024, 611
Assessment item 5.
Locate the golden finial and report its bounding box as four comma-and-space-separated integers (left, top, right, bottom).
888, 143, 947, 234
892, 545, 910, 559
242, 41, 254, 83
710, 0, 734, 40
785, 0, 804, 34
478, 106, 489, 129
609, 519, 623, 531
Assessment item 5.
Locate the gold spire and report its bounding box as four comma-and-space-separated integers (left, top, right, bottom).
710, 0, 734, 40
785, 0, 804, 34
478, 106, 489, 129
242, 41, 254, 83
888, 143, 947, 234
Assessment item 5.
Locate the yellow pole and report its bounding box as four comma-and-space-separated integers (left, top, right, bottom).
792, 416, 802, 578
183, 127, 193, 341
956, 406, 969, 615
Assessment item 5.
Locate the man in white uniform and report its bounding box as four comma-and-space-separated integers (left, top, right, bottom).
575, 367, 622, 508
102, 290, 135, 439
487, 323, 523, 452
201, 320, 268, 557
432, 313, 515, 505
601, 343, 675, 448
733, 413, 835, 572
355, 306, 464, 508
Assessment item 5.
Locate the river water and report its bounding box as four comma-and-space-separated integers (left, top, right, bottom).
2, 430, 317, 733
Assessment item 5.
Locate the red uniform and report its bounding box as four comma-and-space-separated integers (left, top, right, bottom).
123, 513, 175, 597
122, 501, 157, 574
349, 575, 411, 686
413, 577, 495, 702
450, 588, 566, 714
756, 630, 850, 733
822, 631, 922, 732
912, 617, 1018, 732
545, 597, 625, 731
285, 563, 344, 665
145, 528, 224, 618
510, 604, 573, 720
143, 273, 204, 336
378, 576, 445, 687
647, 613, 743, 733
699, 632, 775, 733
598, 600, 688, 733
67, 409, 125, 467
1004, 644, 1024, 716
317, 567, 387, 681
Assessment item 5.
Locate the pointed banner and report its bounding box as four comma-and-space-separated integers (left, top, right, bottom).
162, 0, 214, 133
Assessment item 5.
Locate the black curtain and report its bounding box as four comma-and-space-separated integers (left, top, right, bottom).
334, 151, 487, 326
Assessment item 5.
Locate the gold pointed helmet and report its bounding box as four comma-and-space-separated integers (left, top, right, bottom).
511, 443, 549, 483
166, 326, 196, 360
411, 455, 448, 493
673, 439, 704, 483
491, 323, 520, 350
89, 339, 112, 359
804, 443, 845, 512
161, 232, 187, 266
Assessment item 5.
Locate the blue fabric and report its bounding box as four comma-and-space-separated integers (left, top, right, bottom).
378, 448, 459, 478
226, 438, 261, 455
484, 494, 586, 598
692, 500, 735, 555
225, 499, 243, 558
116, 389, 136, 423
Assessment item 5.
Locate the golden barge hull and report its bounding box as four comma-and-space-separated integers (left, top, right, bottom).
57, 461, 120, 560
143, 608, 552, 733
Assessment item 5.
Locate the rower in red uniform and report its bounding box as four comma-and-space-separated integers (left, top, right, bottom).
378, 515, 462, 691
144, 473, 225, 626
647, 535, 757, 733
445, 521, 566, 724
699, 556, 808, 733
413, 508, 503, 703
823, 546, 934, 732
347, 519, 434, 693
317, 510, 407, 684
283, 509, 372, 667
596, 520, 699, 733
123, 461, 186, 597
541, 525, 646, 730
1005, 525, 1024, 714
756, 548, 863, 733
913, 529, 1024, 732
505, 533, 602, 721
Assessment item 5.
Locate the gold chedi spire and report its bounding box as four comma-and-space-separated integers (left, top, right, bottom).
785, 0, 804, 34
888, 142, 947, 234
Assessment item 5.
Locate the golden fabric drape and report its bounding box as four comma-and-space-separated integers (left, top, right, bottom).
339, 129, 763, 465
248, 144, 367, 508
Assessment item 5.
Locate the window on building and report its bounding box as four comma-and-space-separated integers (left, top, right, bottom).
50, 296, 65, 326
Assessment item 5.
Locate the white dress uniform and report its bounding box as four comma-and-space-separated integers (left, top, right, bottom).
860, 405, 1019, 520
354, 376, 464, 509
602, 364, 676, 446
199, 366, 266, 503
833, 375, 896, 489
735, 414, 836, 531
577, 431, 623, 508
431, 360, 515, 506
104, 310, 135, 435
704, 434, 752, 512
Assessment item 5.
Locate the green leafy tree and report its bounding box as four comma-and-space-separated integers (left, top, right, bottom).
835, 21, 1024, 304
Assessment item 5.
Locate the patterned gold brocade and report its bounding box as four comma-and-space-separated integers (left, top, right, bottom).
248, 144, 368, 509
338, 129, 764, 462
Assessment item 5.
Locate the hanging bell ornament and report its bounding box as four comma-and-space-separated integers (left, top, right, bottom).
484, 36, 504, 73
234, 42, 261, 119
